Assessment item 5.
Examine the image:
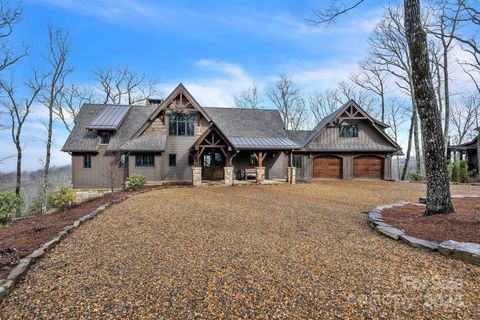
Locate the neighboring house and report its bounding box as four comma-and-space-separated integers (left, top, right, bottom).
62, 84, 401, 189
448, 136, 480, 173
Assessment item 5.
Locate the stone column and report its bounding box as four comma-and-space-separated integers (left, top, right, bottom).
192, 167, 202, 187
224, 166, 234, 186
287, 167, 296, 185
256, 167, 265, 184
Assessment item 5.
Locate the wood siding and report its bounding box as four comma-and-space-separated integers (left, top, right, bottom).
129, 154, 162, 182
306, 119, 391, 149
71, 145, 124, 189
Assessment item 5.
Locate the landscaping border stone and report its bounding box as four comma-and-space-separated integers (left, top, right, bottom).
0, 192, 138, 302
367, 195, 480, 266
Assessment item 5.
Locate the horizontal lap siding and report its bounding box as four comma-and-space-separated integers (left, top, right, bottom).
129, 154, 162, 181
162, 136, 196, 181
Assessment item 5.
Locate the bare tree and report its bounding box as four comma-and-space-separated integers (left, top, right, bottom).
369, 5, 423, 175
0, 70, 45, 196
352, 58, 388, 121
234, 83, 262, 109
54, 84, 94, 132
426, 0, 462, 154
385, 99, 409, 179
311, 0, 454, 214
450, 95, 479, 144
267, 75, 307, 130
40, 26, 72, 211
0, 0, 27, 75
309, 89, 341, 123
404, 0, 453, 214
94, 66, 158, 105
452, 0, 480, 93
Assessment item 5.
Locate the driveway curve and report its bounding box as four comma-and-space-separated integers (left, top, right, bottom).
1, 180, 479, 319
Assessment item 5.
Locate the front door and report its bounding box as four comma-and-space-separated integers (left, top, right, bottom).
202, 150, 224, 180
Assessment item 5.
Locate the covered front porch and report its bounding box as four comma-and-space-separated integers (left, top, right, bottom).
189, 125, 298, 186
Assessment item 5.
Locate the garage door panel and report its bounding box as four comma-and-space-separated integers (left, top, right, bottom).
353, 156, 383, 179
313, 156, 342, 179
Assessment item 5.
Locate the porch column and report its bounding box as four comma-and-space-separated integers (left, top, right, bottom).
224, 166, 234, 186
256, 167, 265, 184
286, 152, 291, 183
256, 151, 267, 184
288, 166, 296, 185
192, 166, 202, 187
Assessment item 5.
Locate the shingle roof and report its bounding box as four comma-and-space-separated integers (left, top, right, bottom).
448, 137, 478, 150
117, 133, 166, 152
203, 107, 299, 150
62, 104, 157, 152
62, 104, 103, 152
285, 130, 313, 145
107, 105, 156, 151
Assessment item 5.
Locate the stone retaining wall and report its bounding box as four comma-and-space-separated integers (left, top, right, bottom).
367, 195, 480, 266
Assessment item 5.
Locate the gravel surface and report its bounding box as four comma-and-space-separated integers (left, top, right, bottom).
1, 180, 479, 319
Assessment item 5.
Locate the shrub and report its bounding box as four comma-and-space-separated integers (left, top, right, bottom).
126, 174, 147, 191
450, 160, 469, 183
0, 192, 24, 224
48, 187, 76, 209
458, 160, 469, 183
408, 172, 425, 182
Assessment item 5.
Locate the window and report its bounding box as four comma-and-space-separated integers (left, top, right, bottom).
169, 154, 176, 166
339, 124, 358, 138
100, 132, 111, 144
188, 154, 195, 166
83, 154, 92, 168
169, 113, 195, 136
293, 155, 303, 168
135, 154, 154, 167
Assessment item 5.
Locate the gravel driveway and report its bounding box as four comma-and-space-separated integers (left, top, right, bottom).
1, 180, 479, 319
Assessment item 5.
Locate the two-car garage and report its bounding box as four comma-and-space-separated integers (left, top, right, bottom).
312, 155, 384, 179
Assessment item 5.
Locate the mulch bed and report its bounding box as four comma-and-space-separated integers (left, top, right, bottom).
382, 198, 480, 243
0, 191, 131, 279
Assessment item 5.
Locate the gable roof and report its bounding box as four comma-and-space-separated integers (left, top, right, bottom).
203, 107, 298, 149
303, 100, 400, 150
62, 104, 161, 153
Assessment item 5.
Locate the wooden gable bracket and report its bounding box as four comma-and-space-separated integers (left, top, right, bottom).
255, 151, 268, 167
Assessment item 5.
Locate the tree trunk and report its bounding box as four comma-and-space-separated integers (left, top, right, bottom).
413, 107, 422, 173
401, 113, 415, 180
42, 103, 53, 211
15, 143, 21, 197
443, 52, 450, 155
404, 0, 454, 215
381, 92, 385, 123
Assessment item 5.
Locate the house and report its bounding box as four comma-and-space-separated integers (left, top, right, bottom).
62, 84, 401, 189
448, 136, 480, 173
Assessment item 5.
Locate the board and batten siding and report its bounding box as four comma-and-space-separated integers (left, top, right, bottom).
72, 145, 124, 189
306, 119, 391, 149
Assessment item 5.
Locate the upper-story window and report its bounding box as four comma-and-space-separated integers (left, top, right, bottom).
99, 132, 111, 144
339, 124, 358, 138
169, 113, 194, 136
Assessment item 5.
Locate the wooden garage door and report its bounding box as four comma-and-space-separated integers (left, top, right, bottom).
353, 156, 384, 179
313, 156, 342, 179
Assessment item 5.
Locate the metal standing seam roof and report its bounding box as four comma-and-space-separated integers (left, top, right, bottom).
229, 136, 298, 149
87, 105, 131, 130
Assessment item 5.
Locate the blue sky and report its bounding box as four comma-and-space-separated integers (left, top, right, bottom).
2, 0, 395, 171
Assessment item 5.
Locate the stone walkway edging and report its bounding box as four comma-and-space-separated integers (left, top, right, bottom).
0, 194, 137, 301
368, 195, 480, 267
